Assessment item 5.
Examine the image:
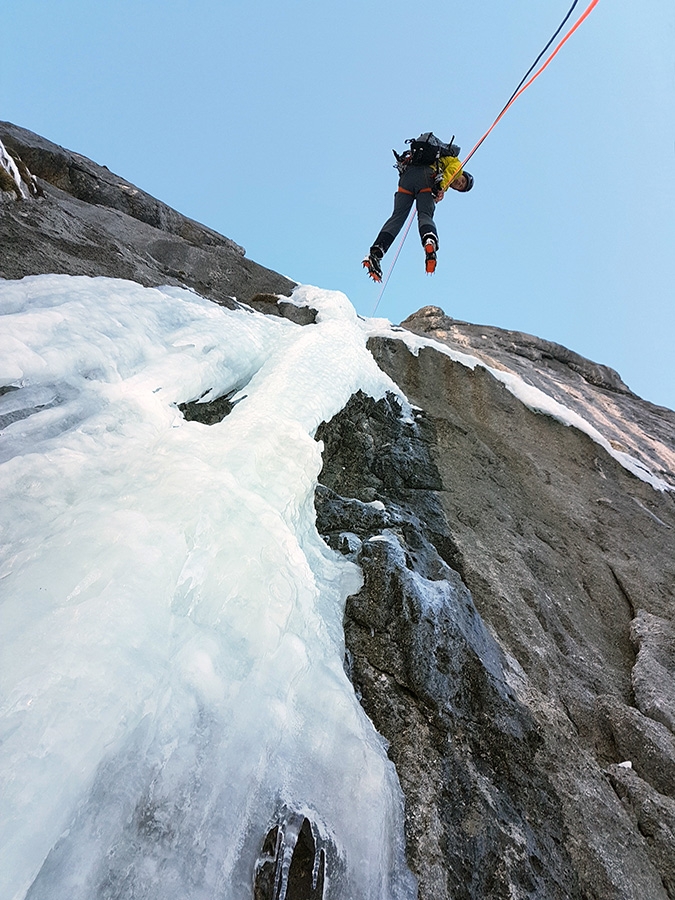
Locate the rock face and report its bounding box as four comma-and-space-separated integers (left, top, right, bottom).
399, 306, 675, 491
4, 126, 675, 899
254, 815, 327, 900
0, 121, 295, 307
315, 324, 675, 898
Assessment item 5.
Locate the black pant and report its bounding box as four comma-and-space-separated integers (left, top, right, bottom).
373, 165, 438, 253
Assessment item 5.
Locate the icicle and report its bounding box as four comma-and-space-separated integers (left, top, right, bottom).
273, 813, 304, 900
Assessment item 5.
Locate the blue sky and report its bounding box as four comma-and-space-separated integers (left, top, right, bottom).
3, 0, 674, 409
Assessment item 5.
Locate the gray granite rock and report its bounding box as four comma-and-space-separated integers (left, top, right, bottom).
401, 305, 675, 491
631, 610, 675, 732
315, 329, 675, 898
0, 121, 295, 307
607, 764, 675, 897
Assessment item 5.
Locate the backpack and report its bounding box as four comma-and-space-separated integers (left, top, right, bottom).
406, 132, 460, 166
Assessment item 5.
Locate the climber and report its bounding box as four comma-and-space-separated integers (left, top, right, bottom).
363, 132, 474, 281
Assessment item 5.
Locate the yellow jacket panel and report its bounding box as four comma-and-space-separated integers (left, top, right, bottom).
438, 156, 463, 191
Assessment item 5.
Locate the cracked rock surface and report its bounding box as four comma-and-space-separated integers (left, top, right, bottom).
0, 121, 295, 307
316, 327, 675, 899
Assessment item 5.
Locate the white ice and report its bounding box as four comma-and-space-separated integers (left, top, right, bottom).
0, 276, 415, 900
0, 139, 25, 198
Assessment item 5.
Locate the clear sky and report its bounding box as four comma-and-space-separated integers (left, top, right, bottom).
3, 0, 674, 410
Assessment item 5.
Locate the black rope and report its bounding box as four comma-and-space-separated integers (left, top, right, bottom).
504, 0, 581, 111
465, 0, 581, 165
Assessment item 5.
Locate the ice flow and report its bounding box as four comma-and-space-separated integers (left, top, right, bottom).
0, 276, 416, 900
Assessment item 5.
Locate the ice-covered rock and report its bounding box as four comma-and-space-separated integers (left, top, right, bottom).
2, 121, 675, 900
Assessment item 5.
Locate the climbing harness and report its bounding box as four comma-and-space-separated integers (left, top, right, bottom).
370, 0, 601, 316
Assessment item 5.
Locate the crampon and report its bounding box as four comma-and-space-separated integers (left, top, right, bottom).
362, 252, 383, 282
424, 238, 437, 275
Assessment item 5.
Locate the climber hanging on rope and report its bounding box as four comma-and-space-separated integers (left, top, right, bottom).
363, 132, 474, 282
363, 0, 601, 305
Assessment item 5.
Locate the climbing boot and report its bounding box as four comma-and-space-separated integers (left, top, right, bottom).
423, 235, 437, 275
363, 246, 384, 282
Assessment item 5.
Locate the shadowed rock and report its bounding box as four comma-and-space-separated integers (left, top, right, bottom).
254, 815, 326, 900
246, 293, 317, 325
630, 610, 675, 732
178, 390, 239, 425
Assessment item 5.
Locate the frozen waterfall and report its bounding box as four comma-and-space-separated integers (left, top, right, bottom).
0, 276, 417, 900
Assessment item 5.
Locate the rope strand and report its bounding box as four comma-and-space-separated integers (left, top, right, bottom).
371, 210, 416, 316
488, 1, 582, 142
462, 0, 600, 169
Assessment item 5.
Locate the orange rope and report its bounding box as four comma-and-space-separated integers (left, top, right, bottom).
461, 0, 601, 169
